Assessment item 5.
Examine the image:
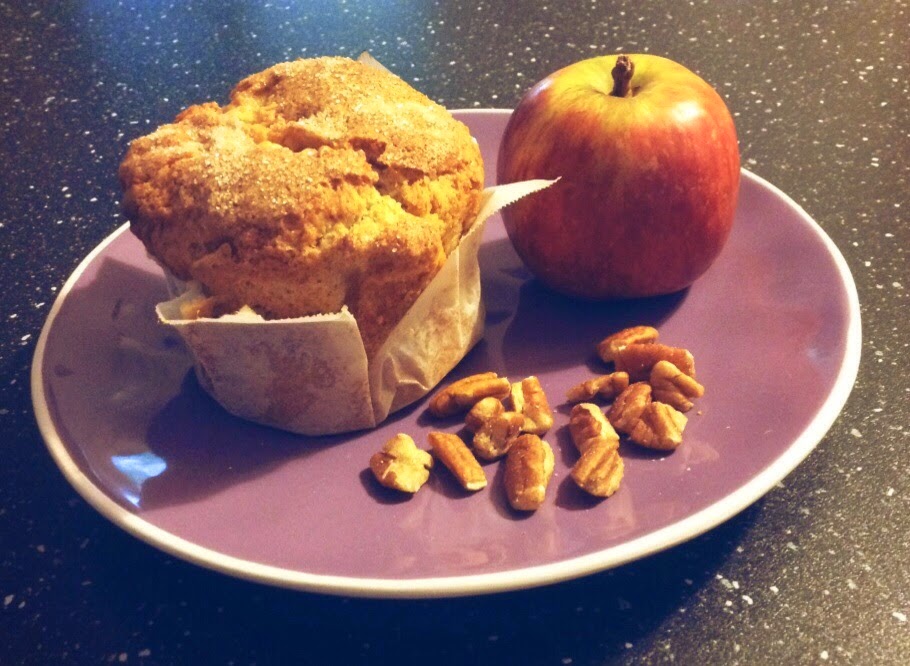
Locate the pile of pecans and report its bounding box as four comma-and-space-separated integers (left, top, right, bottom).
564, 325, 705, 499
370, 373, 555, 511
369, 326, 704, 512
568, 325, 704, 448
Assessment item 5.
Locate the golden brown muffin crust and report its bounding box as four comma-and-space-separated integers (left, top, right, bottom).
120, 57, 484, 357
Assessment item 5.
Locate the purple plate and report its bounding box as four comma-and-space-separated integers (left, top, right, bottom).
32, 110, 860, 598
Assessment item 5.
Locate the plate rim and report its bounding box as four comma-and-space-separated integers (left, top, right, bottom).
31, 109, 862, 598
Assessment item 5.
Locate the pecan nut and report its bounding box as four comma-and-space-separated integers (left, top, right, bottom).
503, 434, 555, 511
569, 403, 619, 454
472, 411, 525, 461
565, 371, 630, 403
369, 434, 434, 494
508, 375, 554, 435
650, 360, 705, 412
612, 343, 696, 382
428, 431, 487, 490
464, 396, 506, 433
628, 402, 688, 451
428, 372, 511, 418
596, 325, 659, 363
607, 382, 653, 434
571, 438, 624, 498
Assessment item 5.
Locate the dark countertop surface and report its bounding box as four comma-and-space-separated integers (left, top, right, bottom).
2, 1, 907, 664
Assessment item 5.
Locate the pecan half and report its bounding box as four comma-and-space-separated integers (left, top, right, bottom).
607, 382, 652, 434
428, 431, 487, 491
596, 326, 659, 363
472, 411, 525, 461
650, 360, 705, 412
369, 434, 434, 494
571, 438, 624, 498
565, 371, 630, 403
428, 372, 511, 418
464, 396, 506, 433
628, 402, 688, 451
503, 434, 555, 511
508, 376, 554, 435
613, 343, 696, 382
569, 403, 619, 454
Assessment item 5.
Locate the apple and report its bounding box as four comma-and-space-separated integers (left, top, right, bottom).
497, 54, 740, 299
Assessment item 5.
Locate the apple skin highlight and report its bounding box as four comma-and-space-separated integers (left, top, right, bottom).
497, 54, 740, 299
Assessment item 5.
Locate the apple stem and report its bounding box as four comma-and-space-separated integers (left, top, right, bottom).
611, 55, 634, 97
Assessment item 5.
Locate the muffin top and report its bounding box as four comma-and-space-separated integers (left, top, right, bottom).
120, 56, 484, 356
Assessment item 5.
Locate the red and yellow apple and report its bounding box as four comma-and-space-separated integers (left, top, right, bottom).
497, 54, 740, 299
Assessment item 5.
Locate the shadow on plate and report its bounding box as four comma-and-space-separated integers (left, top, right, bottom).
501, 275, 688, 377
137, 372, 358, 510
477, 236, 688, 378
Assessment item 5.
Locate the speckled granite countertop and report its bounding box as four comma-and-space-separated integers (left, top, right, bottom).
1, 1, 907, 664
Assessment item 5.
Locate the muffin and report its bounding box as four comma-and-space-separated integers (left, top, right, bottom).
120, 56, 485, 357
